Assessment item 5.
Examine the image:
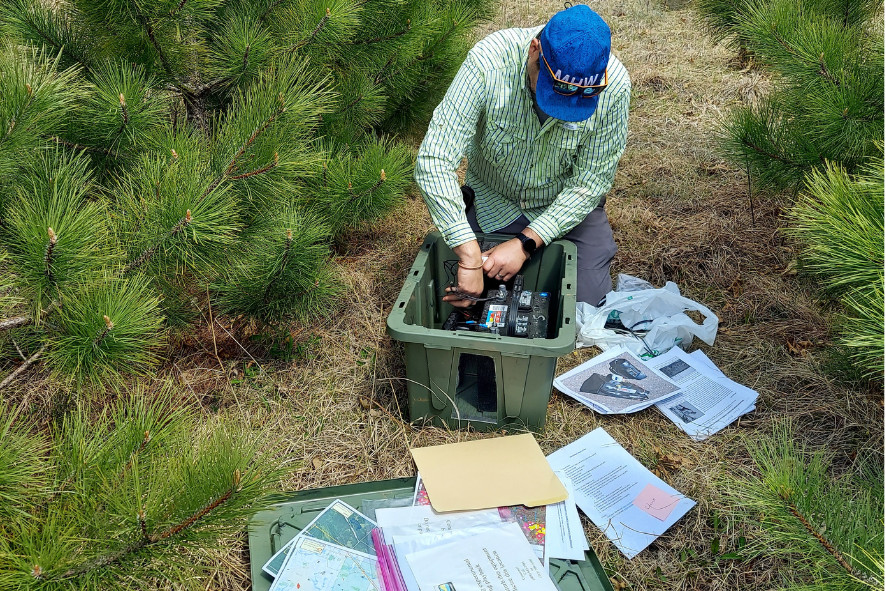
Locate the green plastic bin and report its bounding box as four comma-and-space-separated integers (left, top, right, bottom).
386, 232, 577, 432
247, 477, 613, 591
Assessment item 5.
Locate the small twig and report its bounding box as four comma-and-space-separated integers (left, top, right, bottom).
289, 7, 331, 51
44, 227, 58, 284
138, 508, 148, 538
134, 6, 176, 80
257, 0, 285, 25
150, 477, 238, 541
40, 233, 58, 288
786, 502, 855, 575
340, 94, 365, 113
206, 286, 223, 373
228, 152, 278, 180
375, 20, 460, 85
120, 431, 151, 477
46, 135, 118, 158
168, 0, 187, 16
203, 101, 286, 197
1, 315, 33, 332
213, 319, 264, 375
0, 344, 47, 391
372, 56, 396, 85
12, 340, 27, 361
173, 361, 206, 412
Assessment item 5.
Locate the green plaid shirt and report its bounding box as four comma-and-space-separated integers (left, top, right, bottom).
415, 26, 631, 248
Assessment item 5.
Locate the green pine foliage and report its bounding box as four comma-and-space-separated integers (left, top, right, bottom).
308, 137, 415, 233
0, 0, 494, 385
0, 390, 280, 590
695, 0, 883, 190
723, 421, 884, 590
45, 275, 164, 384
0, 45, 84, 202
785, 160, 884, 379
213, 205, 340, 323
4, 150, 113, 322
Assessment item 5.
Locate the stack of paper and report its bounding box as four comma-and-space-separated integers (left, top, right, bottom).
554, 346, 758, 440
645, 348, 758, 441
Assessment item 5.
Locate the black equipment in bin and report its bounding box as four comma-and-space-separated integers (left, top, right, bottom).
442, 274, 552, 339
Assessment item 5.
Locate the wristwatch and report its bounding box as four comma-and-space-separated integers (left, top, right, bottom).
515, 232, 538, 256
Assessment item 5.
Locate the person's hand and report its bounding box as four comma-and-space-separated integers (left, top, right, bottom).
482, 238, 528, 283
443, 266, 484, 308
444, 240, 485, 308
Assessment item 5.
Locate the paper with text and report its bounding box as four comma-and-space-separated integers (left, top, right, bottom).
546, 428, 695, 559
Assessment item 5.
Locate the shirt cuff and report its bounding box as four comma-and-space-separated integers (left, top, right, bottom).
440, 220, 477, 249
527, 216, 561, 246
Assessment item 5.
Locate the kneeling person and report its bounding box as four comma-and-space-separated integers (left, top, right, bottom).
414, 4, 631, 306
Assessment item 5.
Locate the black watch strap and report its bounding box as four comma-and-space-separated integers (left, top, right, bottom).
516, 232, 537, 255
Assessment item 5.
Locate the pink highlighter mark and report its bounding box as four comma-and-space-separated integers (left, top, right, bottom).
632, 483, 682, 521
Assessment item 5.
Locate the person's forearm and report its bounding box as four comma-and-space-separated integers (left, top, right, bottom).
453, 240, 482, 266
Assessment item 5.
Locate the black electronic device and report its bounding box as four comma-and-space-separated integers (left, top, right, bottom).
442, 273, 552, 339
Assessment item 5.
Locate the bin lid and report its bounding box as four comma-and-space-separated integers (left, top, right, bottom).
248, 477, 613, 591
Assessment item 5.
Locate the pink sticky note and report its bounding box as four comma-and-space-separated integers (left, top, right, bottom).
632, 483, 682, 521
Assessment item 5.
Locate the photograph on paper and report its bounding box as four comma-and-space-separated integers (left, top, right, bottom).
554, 347, 680, 414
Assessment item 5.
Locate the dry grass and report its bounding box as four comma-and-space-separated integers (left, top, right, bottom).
3, 1, 882, 590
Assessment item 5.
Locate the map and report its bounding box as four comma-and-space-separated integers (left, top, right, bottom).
269, 537, 379, 591
263, 499, 377, 577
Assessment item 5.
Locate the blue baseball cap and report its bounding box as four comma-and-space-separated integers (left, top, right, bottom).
536, 5, 611, 122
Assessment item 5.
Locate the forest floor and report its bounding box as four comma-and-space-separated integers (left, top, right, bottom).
10, 0, 883, 590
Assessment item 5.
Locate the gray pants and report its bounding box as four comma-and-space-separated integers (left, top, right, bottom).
465, 195, 616, 305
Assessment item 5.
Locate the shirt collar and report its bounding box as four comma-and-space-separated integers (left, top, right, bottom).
520, 25, 545, 93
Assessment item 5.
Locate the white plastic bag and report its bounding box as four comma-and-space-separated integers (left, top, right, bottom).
576, 276, 718, 358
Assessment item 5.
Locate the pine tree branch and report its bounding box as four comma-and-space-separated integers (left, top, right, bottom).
168, 0, 187, 17
123, 209, 192, 274
120, 430, 151, 477
203, 100, 286, 196
12, 9, 93, 75
1, 83, 36, 147
56, 475, 241, 581
376, 20, 460, 85
228, 152, 278, 180
372, 56, 396, 85
340, 93, 365, 112
740, 135, 794, 165
770, 30, 841, 87
47, 135, 119, 158
288, 8, 331, 51
131, 3, 176, 82
785, 501, 857, 577
150, 472, 239, 541
0, 344, 47, 391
